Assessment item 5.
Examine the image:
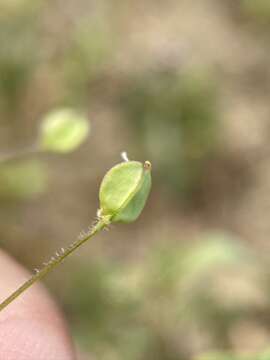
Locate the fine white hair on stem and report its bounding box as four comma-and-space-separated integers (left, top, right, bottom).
121, 151, 129, 162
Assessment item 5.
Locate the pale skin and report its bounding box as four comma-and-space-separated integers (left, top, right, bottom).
0, 250, 75, 360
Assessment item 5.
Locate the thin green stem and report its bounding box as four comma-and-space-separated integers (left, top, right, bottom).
0, 144, 40, 164
0, 217, 108, 312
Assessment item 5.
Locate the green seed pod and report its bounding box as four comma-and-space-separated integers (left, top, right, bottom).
99, 160, 152, 223
40, 108, 90, 153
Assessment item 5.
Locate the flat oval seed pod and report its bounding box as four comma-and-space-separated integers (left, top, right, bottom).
113, 163, 151, 223
99, 160, 152, 223
40, 108, 90, 153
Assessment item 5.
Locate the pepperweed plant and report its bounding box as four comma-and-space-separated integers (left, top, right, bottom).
0, 113, 152, 312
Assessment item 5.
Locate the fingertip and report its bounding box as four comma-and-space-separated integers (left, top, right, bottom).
0, 250, 75, 360
0, 318, 74, 360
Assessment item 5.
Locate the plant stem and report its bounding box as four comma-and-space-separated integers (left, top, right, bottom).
0, 145, 40, 164
0, 217, 107, 312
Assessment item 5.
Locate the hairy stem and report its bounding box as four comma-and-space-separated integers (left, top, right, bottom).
0, 217, 107, 312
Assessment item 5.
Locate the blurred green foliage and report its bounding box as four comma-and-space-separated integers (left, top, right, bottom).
120, 69, 219, 198
0, 0, 41, 115
62, 20, 114, 104
61, 233, 270, 360
0, 160, 47, 199
240, 0, 270, 24
196, 349, 270, 360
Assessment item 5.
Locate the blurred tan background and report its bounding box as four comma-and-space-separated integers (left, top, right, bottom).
1, 0, 270, 359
